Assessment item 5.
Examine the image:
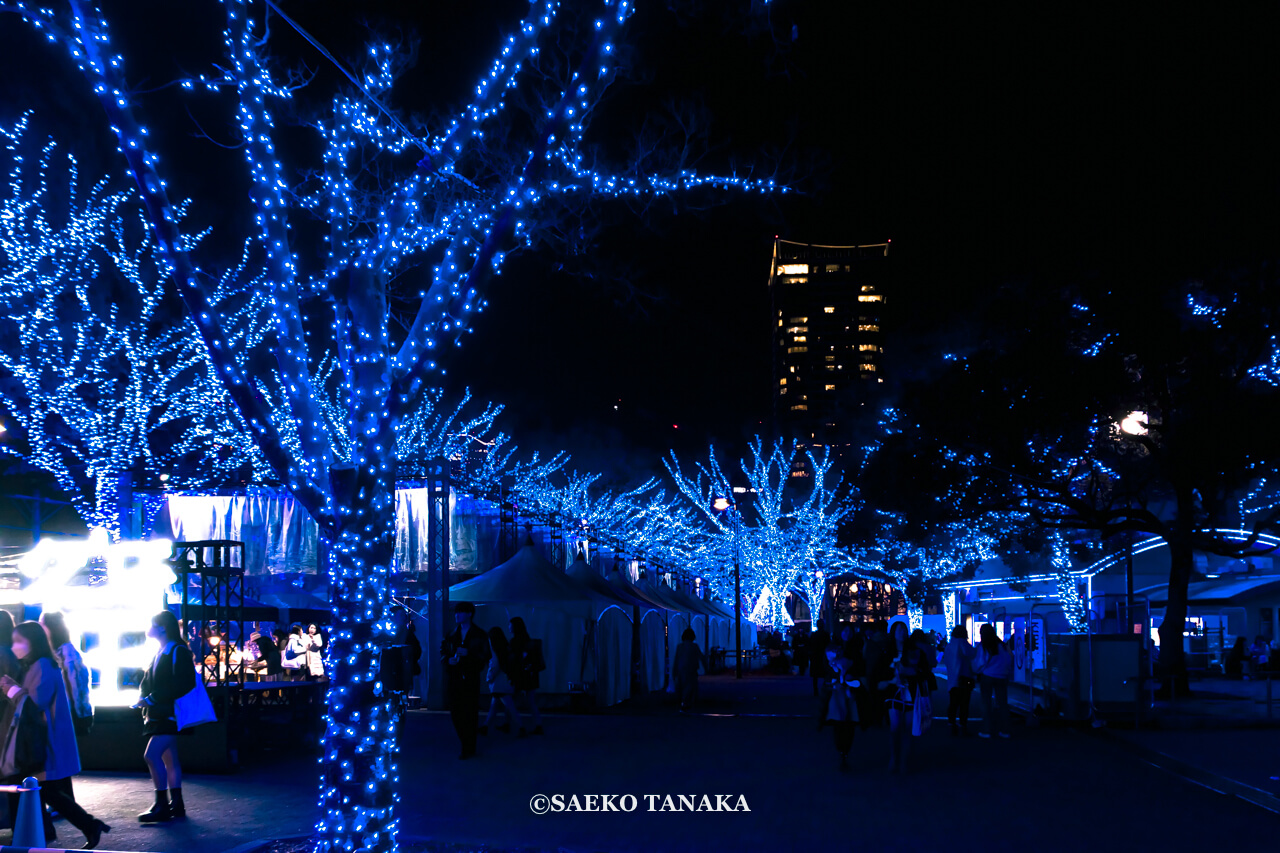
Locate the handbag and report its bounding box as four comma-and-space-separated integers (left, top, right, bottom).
172, 648, 217, 731
1, 696, 47, 777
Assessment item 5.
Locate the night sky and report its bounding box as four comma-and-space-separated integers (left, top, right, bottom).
3, 2, 1278, 483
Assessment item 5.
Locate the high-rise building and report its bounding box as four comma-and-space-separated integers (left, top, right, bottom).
769, 238, 889, 448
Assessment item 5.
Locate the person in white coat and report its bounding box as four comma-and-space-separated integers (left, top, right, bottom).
305, 624, 326, 681
283, 624, 308, 681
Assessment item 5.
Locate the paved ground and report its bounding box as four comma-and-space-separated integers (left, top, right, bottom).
3, 674, 1279, 852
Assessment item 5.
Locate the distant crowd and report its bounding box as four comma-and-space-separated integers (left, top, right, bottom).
752, 620, 1017, 772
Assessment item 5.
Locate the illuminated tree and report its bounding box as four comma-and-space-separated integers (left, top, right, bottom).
5, 2, 783, 848
665, 438, 852, 628
925, 270, 1280, 689
0, 114, 227, 538
839, 404, 1008, 627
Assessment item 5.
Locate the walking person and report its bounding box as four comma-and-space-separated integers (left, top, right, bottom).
480, 627, 523, 736
882, 629, 932, 774
974, 624, 1012, 738
861, 625, 891, 729
443, 602, 490, 759
133, 611, 197, 823
0, 610, 19, 681
944, 625, 977, 736
304, 624, 326, 681
823, 645, 861, 770
40, 612, 93, 735
508, 617, 544, 735
673, 628, 706, 712
0, 621, 110, 848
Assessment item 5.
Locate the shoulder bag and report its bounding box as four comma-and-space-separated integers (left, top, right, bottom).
172, 647, 217, 730
1, 695, 48, 777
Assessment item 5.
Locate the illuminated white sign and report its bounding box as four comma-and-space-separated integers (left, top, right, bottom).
14, 530, 174, 707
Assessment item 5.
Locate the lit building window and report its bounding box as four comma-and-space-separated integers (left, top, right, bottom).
858, 324, 879, 332
825, 356, 835, 362
823, 306, 836, 313
778, 319, 783, 327
793, 335, 807, 343
785, 326, 808, 334
787, 346, 808, 353
779, 388, 787, 395
790, 404, 808, 411
861, 285, 874, 292
859, 344, 880, 352
778, 264, 808, 275
789, 366, 796, 373
826, 365, 838, 371
825, 264, 840, 272
860, 363, 877, 372
779, 378, 787, 385
824, 384, 836, 391
858, 294, 884, 302
789, 316, 809, 323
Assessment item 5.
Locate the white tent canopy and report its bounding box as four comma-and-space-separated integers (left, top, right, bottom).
450, 543, 632, 706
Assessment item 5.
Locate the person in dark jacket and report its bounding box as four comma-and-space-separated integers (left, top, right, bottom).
508, 616, 545, 734
1, 621, 110, 848
133, 611, 197, 822
250, 631, 283, 679
673, 628, 706, 712
443, 602, 490, 759
0, 610, 19, 682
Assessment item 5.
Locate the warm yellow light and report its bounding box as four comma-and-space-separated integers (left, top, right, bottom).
712, 497, 732, 513
824, 384, 836, 391
858, 324, 879, 332
859, 294, 884, 302
791, 404, 808, 411
778, 264, 809, 275
823, 306, 835, 313
793, 335, 806, 342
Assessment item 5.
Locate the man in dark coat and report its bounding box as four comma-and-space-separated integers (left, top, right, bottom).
443, 601, 490, 759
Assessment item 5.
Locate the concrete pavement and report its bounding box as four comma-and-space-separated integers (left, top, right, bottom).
3, 674, 1277, 853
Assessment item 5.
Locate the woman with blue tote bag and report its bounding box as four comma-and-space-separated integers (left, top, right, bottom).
133, 611, 210, 824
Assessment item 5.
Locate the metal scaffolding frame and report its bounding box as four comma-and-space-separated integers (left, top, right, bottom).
171, 539, 246, 689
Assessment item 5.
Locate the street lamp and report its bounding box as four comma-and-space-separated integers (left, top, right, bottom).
1119, 410, 1148, 436
712, 494, 743, 679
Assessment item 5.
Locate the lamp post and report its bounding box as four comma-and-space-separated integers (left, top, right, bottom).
712, 494, 743, 679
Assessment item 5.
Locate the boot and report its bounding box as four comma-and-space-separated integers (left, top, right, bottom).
168, 788, 186, 819
82, 818, 111, 849
138, 789, 171, 823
